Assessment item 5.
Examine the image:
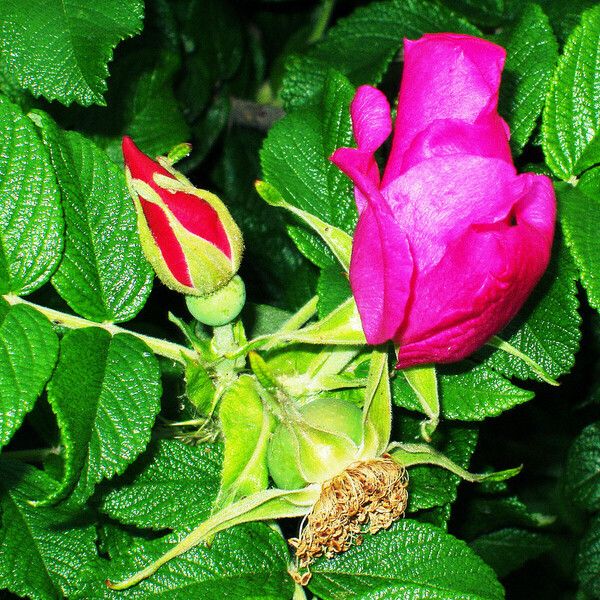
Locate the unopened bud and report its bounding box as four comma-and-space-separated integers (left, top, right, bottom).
122, 137, 243, 297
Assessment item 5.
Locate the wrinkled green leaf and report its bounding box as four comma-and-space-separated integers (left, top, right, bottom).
439, 0, 506, 26
119, 52, 189, 159
462, 493, 555, 539
177, 0, 243, 116
34, 112, 153, 322
255, 179, 352, 271
0, 0, 144, 106
317, 266, 352, 318
214, 128, 316, 311
0, 67, 33, 110
282, 0, 480, 109
538, 0, 598, 43
394, 361, 534, 421
577, 513, 600, 598
499, 4, 558, 155
75, 523, 294, 599
186, 95, 229, 167
579, 165, 600, 198
43, 328, 161, 505
309, 520, 504, 600
565, 422, 600, 511
416, 504, 453, 530
441, 363, 534, 420
470, 528, 555, 577
543, 5, 600, 179
262, 71, 356, 269
485, 235, 581, 381
0, 300, 58, 448
0, 459, 97, 600
558, 184, 600, 313
102, 439, 222, 530
0, 97, 62, 295
86, 50, 190, 163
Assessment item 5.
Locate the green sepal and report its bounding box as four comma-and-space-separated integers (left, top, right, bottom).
402, 365, 440, 441
278, 297, 366, 346
168, 312, 212, 357
255, 180, 352, 271
268, 398, 362, 489
215, 375, 274, 509
248, 351, 281, 394
166, 143, 192, 164
388, 442, 522, 483
107, 485, 320, 590
359, 349, 392, 460
185, 360, 216, 417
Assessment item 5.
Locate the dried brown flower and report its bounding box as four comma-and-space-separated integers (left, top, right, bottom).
289, 455, 408, 585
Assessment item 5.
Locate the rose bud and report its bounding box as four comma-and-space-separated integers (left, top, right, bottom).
122, 136, 243, 301
331, 33, 555, 368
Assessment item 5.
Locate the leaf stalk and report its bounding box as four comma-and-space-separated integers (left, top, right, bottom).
2, 294, 196, 364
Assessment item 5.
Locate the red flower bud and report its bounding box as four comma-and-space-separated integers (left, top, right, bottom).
122, 137, 243, 297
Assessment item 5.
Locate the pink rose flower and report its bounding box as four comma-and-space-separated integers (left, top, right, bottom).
331, 33, 555, 368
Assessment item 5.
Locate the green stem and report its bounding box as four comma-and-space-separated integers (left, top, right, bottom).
3, 294, 196, 365
263, 295, 319, 351
293, 583, 309, 600
212, 323, 236, 355
226, 295, 318, 358
308, 0, 335, 44
106, 485, 319, 590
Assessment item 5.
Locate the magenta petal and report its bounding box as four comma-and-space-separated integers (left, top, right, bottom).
330, 86, 392, 214
350, 85, 392, 153
382, 155, 522, 272
123, 136, 231, 258
514, 173, 556, 243
383, 34, 507, 184
350, 200, 413, 344
399, 118, 512, 172
122, 136, 173, 185
395, 172, 555, 367
159, 191, 232, 259
330, 147, 381, 214
331, 34, 556, 366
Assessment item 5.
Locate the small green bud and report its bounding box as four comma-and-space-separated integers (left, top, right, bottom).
267, 397, 363, 490
186, 275, 246, 326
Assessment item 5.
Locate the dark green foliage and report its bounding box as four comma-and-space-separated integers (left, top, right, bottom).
0, 0, 598, 598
